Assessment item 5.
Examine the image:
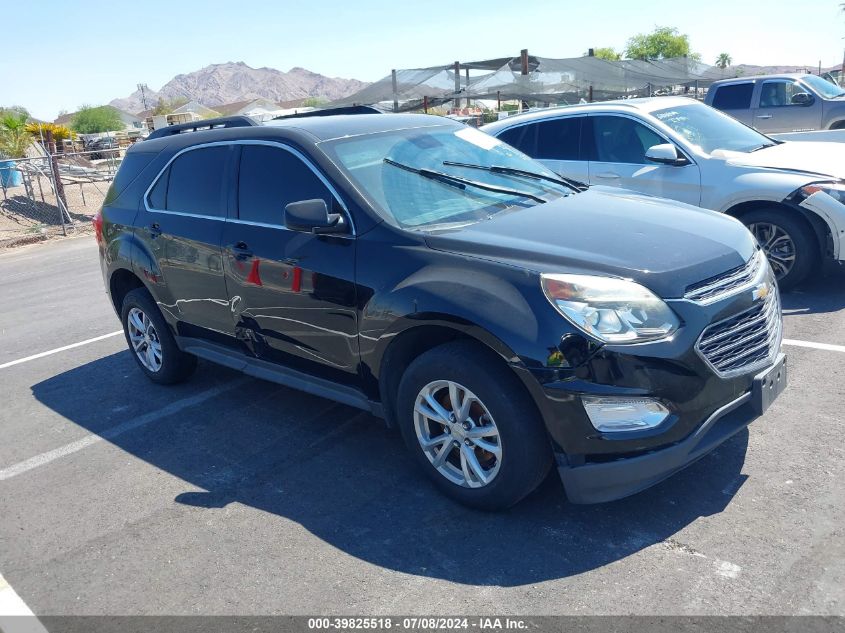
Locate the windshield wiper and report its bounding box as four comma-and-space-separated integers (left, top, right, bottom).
383, 158, 547, 203
748, 143, 778, 152
443, 161, 588, 192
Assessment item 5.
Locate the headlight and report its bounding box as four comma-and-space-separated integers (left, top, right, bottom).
540, 274, 679, 343
800, 182, 845, 204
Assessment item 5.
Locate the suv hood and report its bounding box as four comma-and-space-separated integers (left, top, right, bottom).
424, 187, 757, 299
714, 141, 845, 180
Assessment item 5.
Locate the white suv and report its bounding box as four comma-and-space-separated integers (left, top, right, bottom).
482, 97, 845, 288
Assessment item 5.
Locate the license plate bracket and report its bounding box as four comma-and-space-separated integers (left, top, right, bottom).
752, 353, 787, 415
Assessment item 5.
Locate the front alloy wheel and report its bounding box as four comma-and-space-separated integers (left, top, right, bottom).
126, 307, 163, 372
413, 380, 503, 488
748, 221, 795, 280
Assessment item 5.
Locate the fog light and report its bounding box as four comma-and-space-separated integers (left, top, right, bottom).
581, 396, 670, 432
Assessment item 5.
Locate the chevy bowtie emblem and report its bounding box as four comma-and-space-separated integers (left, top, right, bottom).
752, 282, 771, 302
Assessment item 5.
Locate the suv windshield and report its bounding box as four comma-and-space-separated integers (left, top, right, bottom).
802, 74, 845, 99
321, 125, 571, 229
652, 102, 775, 154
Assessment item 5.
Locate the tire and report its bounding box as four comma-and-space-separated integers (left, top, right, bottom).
740, 208, 819, 290
396, 340, 552, 511
120, 287, 197, 384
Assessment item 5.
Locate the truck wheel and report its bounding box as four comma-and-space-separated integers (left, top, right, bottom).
396, 341, 552, 510
121, 287, 197, 384
741, 208, 818, 290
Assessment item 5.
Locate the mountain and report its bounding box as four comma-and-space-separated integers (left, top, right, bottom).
109, 62, 369, 114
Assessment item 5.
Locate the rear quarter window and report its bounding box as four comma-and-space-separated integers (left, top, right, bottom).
711, 83, 754, 110
103, 151, 159, 205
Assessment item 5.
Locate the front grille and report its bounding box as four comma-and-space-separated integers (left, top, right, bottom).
685, 251, 764, 304
696, 281, 782, 376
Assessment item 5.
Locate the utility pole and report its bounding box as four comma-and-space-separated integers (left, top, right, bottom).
454, 61, 461, 110
137, 83, 149, 110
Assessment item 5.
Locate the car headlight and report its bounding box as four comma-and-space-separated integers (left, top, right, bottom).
800, 181, 845, 204
540, 274, 680, 343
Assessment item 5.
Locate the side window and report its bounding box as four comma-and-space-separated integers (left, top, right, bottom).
164, 146, 230, 217
712, 83, 753, 110
238, 145, 332, 226
591, 116, 666, 164
496, 124, 537, 156
535, 117, 582, 160
759, 80, 804, 107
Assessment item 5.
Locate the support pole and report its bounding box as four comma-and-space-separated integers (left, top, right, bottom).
423, 95, 429, 114
589, 85, 593, 103
391, 69, 399, 113
454, 61, 461, 110
465, 68, 470, 110
520, 49, 529, 75
45, 130, 69, 236
497, 90, 501, 111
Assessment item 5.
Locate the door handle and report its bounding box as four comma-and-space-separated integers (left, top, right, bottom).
228, 241, 253, 260
594, 172, 620, 179
146, 223, 161, 238
757, 114, 773, 119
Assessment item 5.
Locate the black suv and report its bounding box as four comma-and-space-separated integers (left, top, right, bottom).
95, 113, 787, 510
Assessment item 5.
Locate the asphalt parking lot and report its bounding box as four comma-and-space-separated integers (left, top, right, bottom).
0, 236, 843, 616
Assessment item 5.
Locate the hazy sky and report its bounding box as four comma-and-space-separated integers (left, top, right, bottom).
4, 0, 844, 120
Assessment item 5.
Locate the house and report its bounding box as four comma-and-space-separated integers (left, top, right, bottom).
172, 101, 220, 119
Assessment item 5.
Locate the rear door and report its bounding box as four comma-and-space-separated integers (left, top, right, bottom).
221, 142, 359, 385
495, 116, 589, 183
709, 81, 754, 125
586, 114, 701, 206
139, 144, 235, 337
754, 79, 824, 132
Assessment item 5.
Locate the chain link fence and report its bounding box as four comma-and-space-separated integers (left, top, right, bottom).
0, 147, 121, 247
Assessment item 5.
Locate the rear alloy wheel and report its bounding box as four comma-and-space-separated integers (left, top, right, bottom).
126, 307, 163, 373
397, 341, 552, 510
120, 287, 197, 384
741, 208, 818, 290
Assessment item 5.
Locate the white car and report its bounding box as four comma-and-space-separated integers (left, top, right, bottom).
482, 97, 845, 288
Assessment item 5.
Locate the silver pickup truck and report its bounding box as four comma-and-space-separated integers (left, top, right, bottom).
705, 73, 845, 134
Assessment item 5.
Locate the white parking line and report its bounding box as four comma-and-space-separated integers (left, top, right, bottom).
0, 379, 246, 482
0, 331, 123, 370
783, 338, 845, 353
0, 572, 48, 633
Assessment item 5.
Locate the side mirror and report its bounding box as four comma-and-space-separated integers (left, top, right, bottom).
790, 92, 814, 106
284, 199, 345, 235
645, 143, 688, 166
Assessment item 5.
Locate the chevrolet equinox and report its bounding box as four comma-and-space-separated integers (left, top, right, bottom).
95, 113, 787, 510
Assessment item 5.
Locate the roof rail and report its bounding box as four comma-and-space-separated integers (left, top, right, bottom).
146, 116, 259, 140
272, 105, 383, 120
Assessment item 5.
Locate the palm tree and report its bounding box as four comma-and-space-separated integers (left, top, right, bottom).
716, 53, 732, 69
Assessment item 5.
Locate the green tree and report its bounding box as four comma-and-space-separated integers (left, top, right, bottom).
588, 47, 622, 61
716, 53, 733, 69
0, 112, 31, 158
624, 26, 699, 61
152, 96, 189, 115
0, 105, 30, 120
70, 105, 124, 134
301, 97, 328, 108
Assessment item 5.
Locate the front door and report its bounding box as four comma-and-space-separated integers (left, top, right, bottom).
586, 115, 701, 206
221, 143, 359, 386
754, 79, 823, 133
138, 144, 235, 337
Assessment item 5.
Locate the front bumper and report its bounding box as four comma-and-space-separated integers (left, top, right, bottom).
556, 353, 787, 504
